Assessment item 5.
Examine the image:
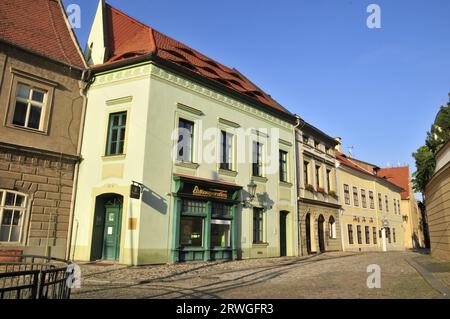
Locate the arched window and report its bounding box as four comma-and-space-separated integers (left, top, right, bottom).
329, 216, 336, 239
0, 190, 27, 243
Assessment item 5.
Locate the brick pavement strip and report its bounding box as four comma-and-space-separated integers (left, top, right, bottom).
71, 251, 443, 299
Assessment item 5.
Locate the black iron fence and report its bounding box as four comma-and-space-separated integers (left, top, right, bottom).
0, 254, 73, 299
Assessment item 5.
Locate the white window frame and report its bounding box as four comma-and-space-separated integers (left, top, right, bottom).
0, 190, 27, 243
12, 83, 47, 131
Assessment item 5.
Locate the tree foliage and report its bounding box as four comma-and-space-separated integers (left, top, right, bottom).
426, 104, 450, 153
412, 146, 436, 194
412, 103, 450, 194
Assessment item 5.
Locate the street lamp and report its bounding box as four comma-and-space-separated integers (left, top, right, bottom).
247, 180, 257, 200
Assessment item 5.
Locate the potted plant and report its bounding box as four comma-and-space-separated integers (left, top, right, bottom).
328, 190, 338, 198
305, 184, 315, 192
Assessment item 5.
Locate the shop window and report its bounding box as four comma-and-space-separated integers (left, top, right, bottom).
179, 216, 203, 247
211, 202, 232, 218
0, 190, 27, 243
211, 220, 231, 248
182, 200, 206, 215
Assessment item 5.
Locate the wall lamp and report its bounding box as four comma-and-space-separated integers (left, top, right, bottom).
242, 180, 257, 208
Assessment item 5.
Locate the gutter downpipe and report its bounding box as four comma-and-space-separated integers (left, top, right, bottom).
65, 69, 92, 261
294, 115, 305, 256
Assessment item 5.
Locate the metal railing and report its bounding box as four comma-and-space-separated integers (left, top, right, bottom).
0, 254, 72, 299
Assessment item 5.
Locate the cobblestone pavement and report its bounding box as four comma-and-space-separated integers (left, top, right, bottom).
71, 251, 445, 299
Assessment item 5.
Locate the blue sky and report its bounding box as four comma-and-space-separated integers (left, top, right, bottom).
64, 0, 450, 174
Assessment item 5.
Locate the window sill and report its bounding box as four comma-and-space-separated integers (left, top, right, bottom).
218, 168, 238, 177
175, 161, 200, 170
0, 242, 22, 246
252, 176, 268, 183
252, 242, 269, 247
6, 124, 47, 135
279, 181, 293, 188
102, 154, 126, 161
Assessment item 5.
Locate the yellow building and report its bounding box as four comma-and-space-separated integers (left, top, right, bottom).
378, 167, 425, 249
336, 150, 405, 252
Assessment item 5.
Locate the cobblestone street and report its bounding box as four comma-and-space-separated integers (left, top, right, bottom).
71, 251, 450, 299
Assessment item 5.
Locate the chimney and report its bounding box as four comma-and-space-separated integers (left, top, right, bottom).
334, 137, 342, 152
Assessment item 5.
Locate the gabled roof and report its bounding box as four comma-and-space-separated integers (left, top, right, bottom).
377, 167, 411, 200
95, 3, 293, 117
0, 0, 86, 70
336, 151, 404, 192
336, 151, 375, 176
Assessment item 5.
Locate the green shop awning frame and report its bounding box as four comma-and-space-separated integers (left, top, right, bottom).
171, 174, 242, 263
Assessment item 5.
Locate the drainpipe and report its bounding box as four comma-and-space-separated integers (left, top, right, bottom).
65, 69, 92, 261
294, 115, 305, 256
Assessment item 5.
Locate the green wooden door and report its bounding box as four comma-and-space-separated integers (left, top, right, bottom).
102, 205, 122, 261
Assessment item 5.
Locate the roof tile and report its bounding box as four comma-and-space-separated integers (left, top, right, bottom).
99, 4, 292, 116
0, 0, 85, 69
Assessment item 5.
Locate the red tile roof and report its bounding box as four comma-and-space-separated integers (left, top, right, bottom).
377, 167, 411, 200
0, 0, 86, 69
336, 151, 404, 192
336, 151, 376, 176
99, 4, 292, 116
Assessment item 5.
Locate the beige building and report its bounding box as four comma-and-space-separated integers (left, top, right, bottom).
378, 167, 425, 249
296, 122, 341, 255
336, 149, 405, 252
0, 0, 87, 258
425, 140, 450, 261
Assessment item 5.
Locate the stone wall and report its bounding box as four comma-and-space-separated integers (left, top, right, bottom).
298, 202, 342, 255
0, 145, 77, 258
426, 161, 450, 261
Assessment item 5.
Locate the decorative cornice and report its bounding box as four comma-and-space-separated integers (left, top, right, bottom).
279, 139, 293, 147
106, 96, 133, 106
151, 65, 293, 130
92, 62, 293, 130
177, 103, 204, 116
218, 118, 240, 128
